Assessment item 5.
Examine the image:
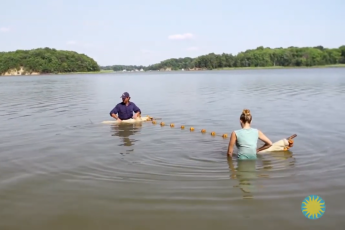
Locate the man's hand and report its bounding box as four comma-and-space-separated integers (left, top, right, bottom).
133, 112, 140, 119
111, 113, 121, 121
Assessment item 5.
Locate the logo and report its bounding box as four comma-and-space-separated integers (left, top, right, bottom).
301, 195, 325, 219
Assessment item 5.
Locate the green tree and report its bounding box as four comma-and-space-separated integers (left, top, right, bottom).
134, 45, 345, 71
0, 47, 100, 75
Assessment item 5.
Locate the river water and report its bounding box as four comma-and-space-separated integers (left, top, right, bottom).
0, 68, 344, 229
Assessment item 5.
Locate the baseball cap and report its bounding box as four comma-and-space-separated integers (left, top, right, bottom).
120, 92, 130, 98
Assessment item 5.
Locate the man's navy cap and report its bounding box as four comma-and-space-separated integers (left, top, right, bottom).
120, 92, 130, 98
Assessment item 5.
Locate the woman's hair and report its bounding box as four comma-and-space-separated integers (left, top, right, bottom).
240, 109, 252, 124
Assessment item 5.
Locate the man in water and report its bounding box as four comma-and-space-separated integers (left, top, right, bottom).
109, 92, 141, 122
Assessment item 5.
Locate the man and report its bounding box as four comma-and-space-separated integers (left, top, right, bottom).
109, 92, 141, 122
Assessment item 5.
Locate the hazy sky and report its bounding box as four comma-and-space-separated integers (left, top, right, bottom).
0, 0, 344, 66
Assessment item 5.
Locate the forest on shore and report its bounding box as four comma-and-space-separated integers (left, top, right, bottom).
2, 45, 344, 75
100, 45, 345, 71
0, 48, 100, 75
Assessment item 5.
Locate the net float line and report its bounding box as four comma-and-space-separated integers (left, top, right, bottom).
101, 115, 297, 152
151, 119, 229, 139
149, 116, 297, 152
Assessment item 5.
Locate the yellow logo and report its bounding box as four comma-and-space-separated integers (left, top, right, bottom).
301, 195, 325, 219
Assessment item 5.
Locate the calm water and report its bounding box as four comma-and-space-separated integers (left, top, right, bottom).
1, 68, 345, 229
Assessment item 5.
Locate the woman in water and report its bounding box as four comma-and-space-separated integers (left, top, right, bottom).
227, 109, 272, 159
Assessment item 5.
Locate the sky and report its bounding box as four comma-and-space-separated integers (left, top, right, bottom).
0, 0, 344, 66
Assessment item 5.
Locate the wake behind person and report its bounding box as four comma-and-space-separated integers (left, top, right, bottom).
109, 92, 141, 122
227, 109, 273, 160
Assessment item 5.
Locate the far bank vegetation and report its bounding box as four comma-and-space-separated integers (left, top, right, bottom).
0, 47, 100, 76
100, 45, 345, 72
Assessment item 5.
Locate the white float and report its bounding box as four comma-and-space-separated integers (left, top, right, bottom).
258, 134, 296, 153
101, 115, 153, 124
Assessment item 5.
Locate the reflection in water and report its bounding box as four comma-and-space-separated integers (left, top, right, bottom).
261, 151, 296, 170
227, 151, 296, 199
110, 123, 142, 154
227, 157, 258, 199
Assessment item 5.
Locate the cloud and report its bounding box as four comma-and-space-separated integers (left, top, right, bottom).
168, 33, 194, 40
187, 46, 199, 51
0, 27, 10, 33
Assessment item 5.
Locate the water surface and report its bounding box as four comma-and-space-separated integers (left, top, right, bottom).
1, 68, 345, 229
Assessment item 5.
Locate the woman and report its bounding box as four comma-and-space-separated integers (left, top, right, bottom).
227, 109, 272, 159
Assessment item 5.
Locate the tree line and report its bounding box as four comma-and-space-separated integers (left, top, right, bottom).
146, 45, 345, 70
101, 65, 145, 71
0, 47, 100, 75
100, 45, 345, 71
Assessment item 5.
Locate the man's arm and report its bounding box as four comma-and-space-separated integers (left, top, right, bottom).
132, 102, 141, 118
109, 104, 121, 120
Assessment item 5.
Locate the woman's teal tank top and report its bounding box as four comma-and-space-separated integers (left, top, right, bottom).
234, 128, 259, 160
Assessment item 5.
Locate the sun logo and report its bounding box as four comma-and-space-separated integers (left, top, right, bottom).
301, 195, 326, 219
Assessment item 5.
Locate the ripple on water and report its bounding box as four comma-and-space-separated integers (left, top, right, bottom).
27, 125, 301, 188
1, 71, 345, 228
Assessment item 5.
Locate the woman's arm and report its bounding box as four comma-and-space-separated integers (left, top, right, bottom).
257, 130, 273, 153
227, 131, 237, 157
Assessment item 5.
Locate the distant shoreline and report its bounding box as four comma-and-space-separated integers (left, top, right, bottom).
110, 64, 345, 72
213, 64, 345, 71
99, 64, 345, 74
56, 69, 114, 75
1, 64, 345, 77
0, 69, 114, 77
102, 63, 345, 73
1, 46, 345, 76
102, 45, 345, 72
0, 48, 100, 76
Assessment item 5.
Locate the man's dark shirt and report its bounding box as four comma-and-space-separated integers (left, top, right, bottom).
109, 102, 141, 120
